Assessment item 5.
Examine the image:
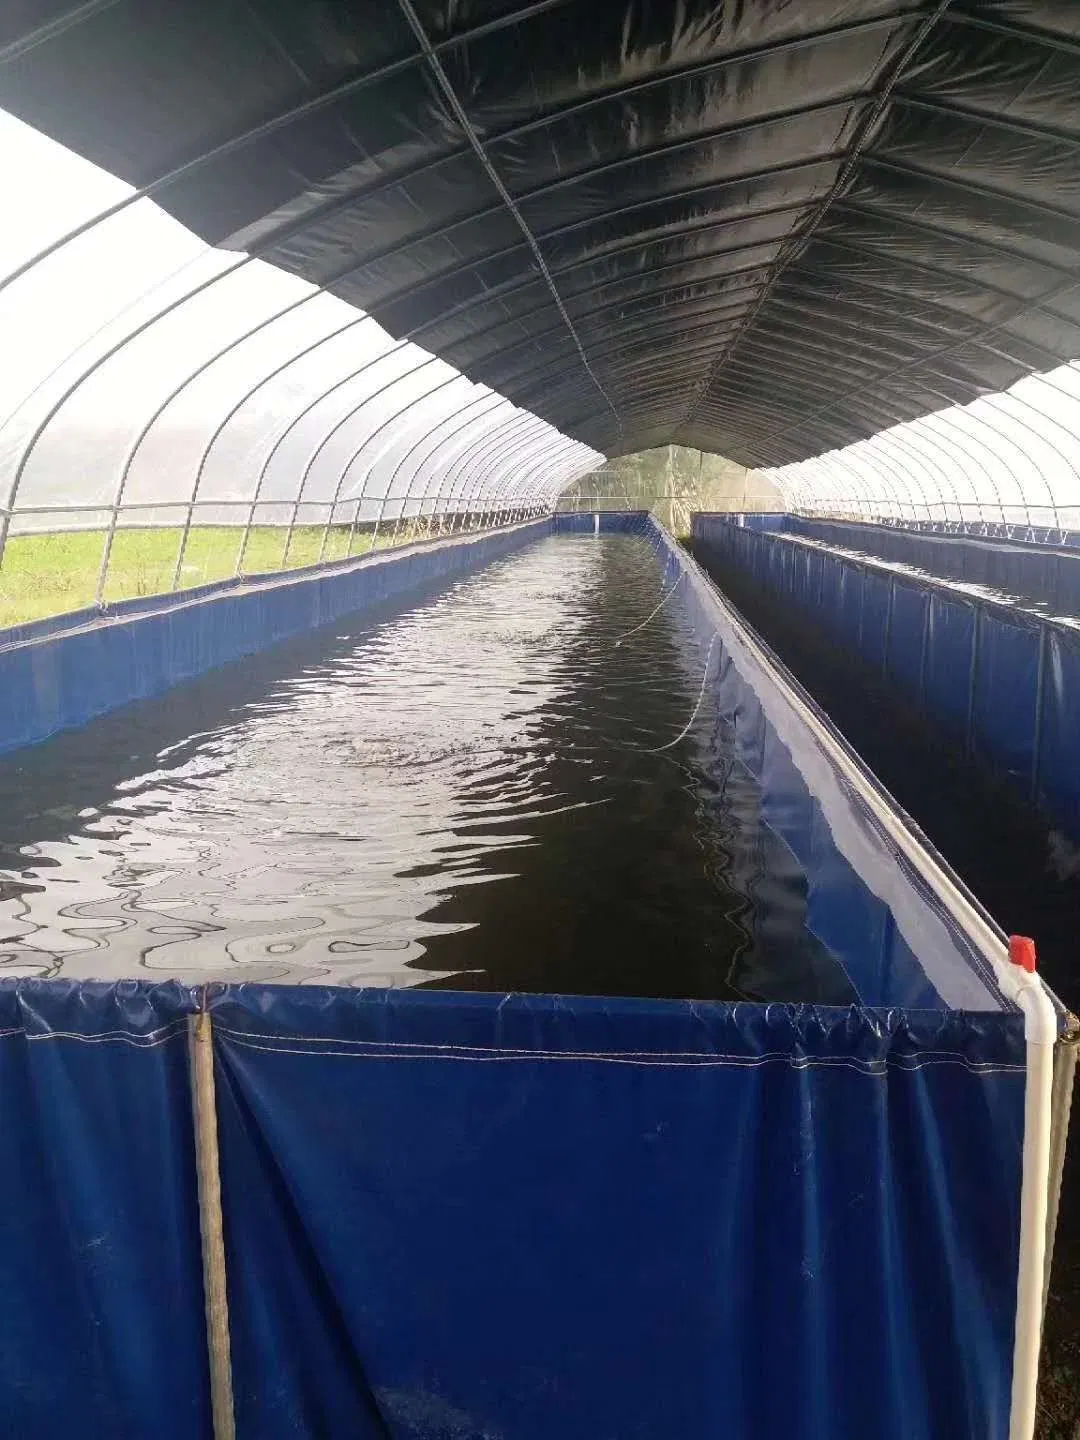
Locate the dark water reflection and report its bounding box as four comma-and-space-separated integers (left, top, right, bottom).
0, 535, 850, 1001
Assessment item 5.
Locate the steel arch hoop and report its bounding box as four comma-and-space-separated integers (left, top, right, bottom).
229, 345, 439, 573
856, 435, 941, 523
423, 415, 536, 534
97, 311, 374, 601
874, 428, 964, 523
832, 445, 917, 521
447, 417, 555, 530
452, 422, 553, 532
804, 454, 872, 520
440, 414, 551, 529
402, 402, 518, 542
511, 447, 590, 518
484, 433, 585, 517
927, 410, 1033, 528
908, 414, 1009, 527
414, 404, 517, 539
287, 380, 495, 564
797, 450, 876, 520
387, 397, 515, 543
799, 450, 910, 522
441, 418, 548, 534
485, 448, 577, 526
317, 394, 508, 557
801, 440, 918, 523
979, 392, 1077, 528
313, 373, 476, 555
898, 411, 1008, 524
379, 391, 508, 547
232, 353, 447, 580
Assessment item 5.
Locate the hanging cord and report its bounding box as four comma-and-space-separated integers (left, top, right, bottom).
613, 571, 685, 647
633, 632, 720, 754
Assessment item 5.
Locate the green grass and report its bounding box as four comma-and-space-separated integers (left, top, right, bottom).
0, 523, 436, 629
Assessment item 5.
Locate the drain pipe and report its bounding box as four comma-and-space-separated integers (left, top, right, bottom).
1002, 936, 1058, 1440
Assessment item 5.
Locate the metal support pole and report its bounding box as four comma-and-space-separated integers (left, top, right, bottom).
102, 308, 370, 601
315, 374, 470, 555
913, 413, 1009, 529
415, 402, 514, 540
288, 372, 472, 567
447, 416, 549, 532
471, 434, 581, 531
881, 427, 966, 525
387, 394, 506, 547
235, 352, 442, 579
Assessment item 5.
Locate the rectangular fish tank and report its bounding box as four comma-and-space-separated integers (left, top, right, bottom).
0, 513, 1065, 1440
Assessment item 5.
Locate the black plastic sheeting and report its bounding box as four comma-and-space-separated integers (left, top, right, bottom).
3, 3, 1080, 465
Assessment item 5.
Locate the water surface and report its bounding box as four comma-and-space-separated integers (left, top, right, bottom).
0, 535, 850, 1001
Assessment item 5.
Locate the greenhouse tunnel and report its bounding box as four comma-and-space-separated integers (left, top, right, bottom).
4, 3, 1080, 1439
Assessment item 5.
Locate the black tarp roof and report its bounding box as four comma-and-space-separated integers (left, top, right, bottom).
3, 1, 1080, 466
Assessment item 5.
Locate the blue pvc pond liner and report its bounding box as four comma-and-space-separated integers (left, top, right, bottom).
0, 519, 549, 756
782, 515, 1080, 616
0, 512, 1057, 1440
694, 512, 1080, 844
0, 978, 1028, 1440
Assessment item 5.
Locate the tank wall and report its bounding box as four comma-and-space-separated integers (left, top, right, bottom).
0, 518, 551, 756
693, 512, 1080, 842
785, 515, 1080, 614
0, 517, 1032, 1440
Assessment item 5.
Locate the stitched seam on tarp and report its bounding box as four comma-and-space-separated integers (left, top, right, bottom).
0, 1020, 189, 1047
215, 1030, 1022, 1074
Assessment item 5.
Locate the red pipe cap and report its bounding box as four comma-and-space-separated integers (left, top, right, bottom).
1009, 935, 1038, 973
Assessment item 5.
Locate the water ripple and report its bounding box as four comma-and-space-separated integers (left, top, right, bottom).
0, 535, 853, 1002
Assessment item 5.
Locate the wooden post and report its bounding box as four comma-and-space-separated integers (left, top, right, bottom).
188, 1009, 236, 1440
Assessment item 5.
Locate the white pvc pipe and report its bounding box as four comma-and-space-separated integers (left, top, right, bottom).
1007, 963, 1057, 1440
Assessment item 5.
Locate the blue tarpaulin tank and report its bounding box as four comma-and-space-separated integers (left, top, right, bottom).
0, 515, 1066, 1440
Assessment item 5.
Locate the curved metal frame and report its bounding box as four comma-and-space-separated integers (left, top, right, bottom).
234, 355, 448, 579
910, 414, 1009, 528
285, 377, 486, 565
875, 428, 964, 524
96, 312, 375, 600
980, 391, 1079, 528
449, 417, 553, 531
390, 398, 516, 544
314, 374, 473, 556
514, 445, 586, 508
929, 410, 1034, 529
378, 391, 507, 547
445, 419, 546, 534
521, 451, 590, 522
444, 415, 550, 531
497, 441, 580, 522
409, 414, 530, 537
415, 407, 513, 540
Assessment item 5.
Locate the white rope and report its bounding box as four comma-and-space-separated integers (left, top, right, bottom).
613, 571, 684, 647
635, 631, 720, 754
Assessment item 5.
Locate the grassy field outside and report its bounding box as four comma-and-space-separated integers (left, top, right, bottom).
0, 522, 441, 628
